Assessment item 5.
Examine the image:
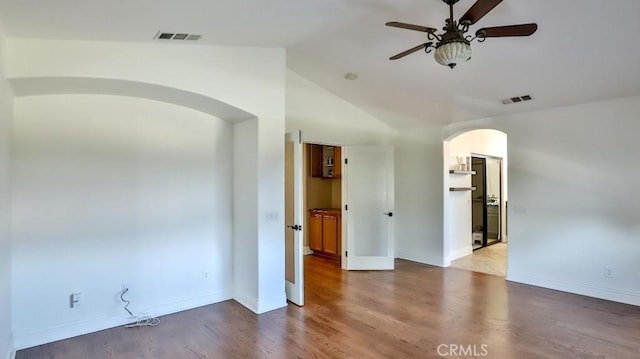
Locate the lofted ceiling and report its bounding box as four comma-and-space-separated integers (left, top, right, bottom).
1, 0, 639, 127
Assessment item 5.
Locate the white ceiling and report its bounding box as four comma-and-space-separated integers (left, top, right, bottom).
1, 0, 639, 127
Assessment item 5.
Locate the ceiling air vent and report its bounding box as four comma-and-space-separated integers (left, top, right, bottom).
502, 94, 534, 105
154, 32, 201, 41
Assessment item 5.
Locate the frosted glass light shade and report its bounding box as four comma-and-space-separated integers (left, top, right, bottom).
434, 41, 471, 68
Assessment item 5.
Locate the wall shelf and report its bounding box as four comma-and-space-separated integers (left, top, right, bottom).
449, 187, 477, 192
449, 170, 476, 175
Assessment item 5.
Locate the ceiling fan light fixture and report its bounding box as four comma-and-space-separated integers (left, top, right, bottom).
434, 41, 471, 69
386, 0, 538, 67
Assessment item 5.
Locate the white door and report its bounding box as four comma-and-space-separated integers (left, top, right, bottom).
343, 146, 395, 270
284, 131, 304, 305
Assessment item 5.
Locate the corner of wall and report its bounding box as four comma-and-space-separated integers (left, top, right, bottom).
447, 246, 473, 263
396, 252, 447, 267
285, 69, 393, 145
232, 119, 259, 313
2, 333, 14, 359
393, 125, 446, 267
0, 19, 14, 359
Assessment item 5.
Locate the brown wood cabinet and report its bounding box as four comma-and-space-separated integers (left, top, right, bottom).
309, 211, 323, 252
309, 144, 341, 179
332, 147, 342, 178
308, 209, 341, 260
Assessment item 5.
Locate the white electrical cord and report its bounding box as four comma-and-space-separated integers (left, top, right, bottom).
125, 315, 160, 328
120, 288, 161, 328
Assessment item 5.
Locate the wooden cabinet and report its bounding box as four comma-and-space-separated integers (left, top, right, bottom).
332, 147, 342, 179
309, 211, 323, 252
308, 209, 341, 260
309, 144, 341, 179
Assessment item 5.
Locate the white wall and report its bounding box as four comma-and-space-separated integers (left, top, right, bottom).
286, 70, 393, 257
5, 39, 288, 344
10, 95, 234, 348
256, 110, 286, 313
394, 126, 446, 266
233, 119, 258, 309
286, 70, 392, 145
445, 96, 640, 306
0, 24, 14, 359
5, 39, 283, 119
285, 70, 453, 268
444, 130, 507, 262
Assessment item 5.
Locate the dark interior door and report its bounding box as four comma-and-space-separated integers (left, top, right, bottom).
471, 157, 487, 249
472, 156, 502, 250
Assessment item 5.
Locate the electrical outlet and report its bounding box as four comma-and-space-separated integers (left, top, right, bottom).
604, 266, 613, 278
70, 293, 81, 308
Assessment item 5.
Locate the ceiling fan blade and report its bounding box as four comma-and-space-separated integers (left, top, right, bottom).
476, 23, 538, 37
386, 21, 436, 33
459, 0, 503, 25
389, 43, 431, 60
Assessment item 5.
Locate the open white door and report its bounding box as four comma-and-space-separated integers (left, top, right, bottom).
285, 131, 304, 305
343, 146, 395, 270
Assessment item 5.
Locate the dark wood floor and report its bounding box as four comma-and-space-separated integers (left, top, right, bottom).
17, 256, 640, 358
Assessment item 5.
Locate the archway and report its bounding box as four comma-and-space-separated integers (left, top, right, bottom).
443, 129, 508, 276
8, 77, 256, 122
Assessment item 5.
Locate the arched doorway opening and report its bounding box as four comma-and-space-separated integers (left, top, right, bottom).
443, 129, 508, 276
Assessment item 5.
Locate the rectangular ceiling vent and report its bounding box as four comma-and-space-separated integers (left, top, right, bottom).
154, 32, 201, 41
502, 94, 533, 105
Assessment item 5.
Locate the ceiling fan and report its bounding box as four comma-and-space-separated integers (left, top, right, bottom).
386, 0, 537, 68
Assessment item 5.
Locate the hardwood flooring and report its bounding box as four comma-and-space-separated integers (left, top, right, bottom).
451, 242, 507, 277
17, 255, 640, 359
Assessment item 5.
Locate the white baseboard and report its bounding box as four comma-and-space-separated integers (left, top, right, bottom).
396, 252, 446, 267
256, 292, 287, 314
303, 246, 313, 255
13, 290, 232, 351
146, 290, 232, 318
507, 271, 640, 307
233, 292, 287, 314
447, 245, 473, 262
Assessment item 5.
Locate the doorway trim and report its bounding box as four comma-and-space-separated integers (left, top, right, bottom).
302, 141, 344, 266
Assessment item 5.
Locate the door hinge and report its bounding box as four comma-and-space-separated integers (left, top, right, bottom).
345, 158, 348, 164
345, 204, 348, 211
345, 251, 348, 257
298, 130, 302, 144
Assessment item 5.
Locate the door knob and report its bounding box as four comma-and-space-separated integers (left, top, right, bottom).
287, 224, 302, 231
384, 212, 393, 217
